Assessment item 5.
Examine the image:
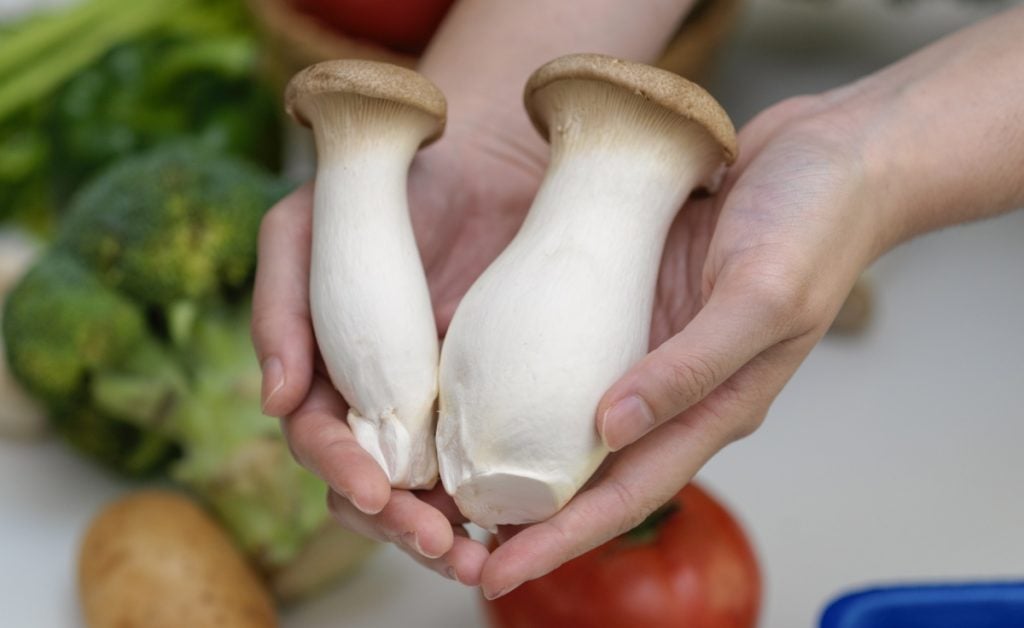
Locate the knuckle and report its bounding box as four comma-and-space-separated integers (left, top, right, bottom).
249, 290, 279, 355
742, 407, 770, 437
248, 310, 267, 349
258, 202, 291, 242
663, 353, 720, 410
605, 479, 640, 536
325, 488, 348, 519
768, 95, 820, 122
603, 478, 665, 540
325, 490, 371, 536
281, 417, 316, 470
259, 188, 312, 250
747, 270, 820, 336
284, 412, 347, 473
322, 433, 369, 463
721, 398, 769, 442
256, 206, 284, 248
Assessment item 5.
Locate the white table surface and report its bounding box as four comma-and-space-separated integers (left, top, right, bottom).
2, 1, 1022, 627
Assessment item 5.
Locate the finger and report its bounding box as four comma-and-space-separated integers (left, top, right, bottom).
283, 376, 391, 514
482, 337, 813, 599
395, 527, 490, 586
252, 182, 315, 417
327, 489, 453, 558
597, 266, 809, 451
327, 489, 490, 584
416, 484, 472, 525
444, 529, 490, 586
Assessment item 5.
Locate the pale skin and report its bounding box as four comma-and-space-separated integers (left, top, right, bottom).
252, 0, 1024, 599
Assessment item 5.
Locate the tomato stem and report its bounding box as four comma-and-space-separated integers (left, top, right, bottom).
624, 501, 680, 545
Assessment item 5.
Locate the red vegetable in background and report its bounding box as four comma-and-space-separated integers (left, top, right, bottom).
484, 483, 761, 628
287, 0, 455, 54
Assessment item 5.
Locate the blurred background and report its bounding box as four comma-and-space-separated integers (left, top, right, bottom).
0, 0, 1021, 626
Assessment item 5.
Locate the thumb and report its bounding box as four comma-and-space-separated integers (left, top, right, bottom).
251, 183, 316, 417
597, 282, 792, 451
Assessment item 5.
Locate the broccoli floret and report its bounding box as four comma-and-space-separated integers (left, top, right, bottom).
50, 403, 180, 477
3, 253, 181, 475
3, 253, 147, 400
56, 142, 290, 307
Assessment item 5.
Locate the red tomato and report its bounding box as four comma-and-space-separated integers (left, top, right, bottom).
288, 0, 455, 54
483, 483, 761, 628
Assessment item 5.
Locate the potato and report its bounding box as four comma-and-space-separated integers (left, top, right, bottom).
79, 490, 276, 628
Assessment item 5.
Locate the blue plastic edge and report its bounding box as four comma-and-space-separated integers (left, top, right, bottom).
820, 581, 1024, 628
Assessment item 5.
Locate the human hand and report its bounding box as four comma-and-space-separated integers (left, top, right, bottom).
479, 94, 894, 598
251, 134, 542, 584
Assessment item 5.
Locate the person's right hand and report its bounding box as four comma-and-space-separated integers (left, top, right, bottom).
251, 132, 543, 585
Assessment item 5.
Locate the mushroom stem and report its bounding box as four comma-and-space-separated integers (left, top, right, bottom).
286, 62, 446, 489
437, 55, 736, 529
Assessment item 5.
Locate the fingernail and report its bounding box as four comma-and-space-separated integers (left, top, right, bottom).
260, 357, 284, 415
350, 495, 377, 515
337, 488, 369, 515
402, 531, 442, 559
600, 395, 656, 451
483, 584, 518, 600
444, 566, 461, 583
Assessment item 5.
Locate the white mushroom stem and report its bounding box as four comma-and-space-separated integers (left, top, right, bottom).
293, 75, 443, 489
438, 73, 732, 530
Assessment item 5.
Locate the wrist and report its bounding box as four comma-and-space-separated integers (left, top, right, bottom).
416, 63, 549, 185
814, 8, 1024, 249
414, 119, 544, 208
798, 82, 922, 262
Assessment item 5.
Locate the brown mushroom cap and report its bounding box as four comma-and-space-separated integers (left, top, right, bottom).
524, 53, 737, 163
285, 59, 446, 145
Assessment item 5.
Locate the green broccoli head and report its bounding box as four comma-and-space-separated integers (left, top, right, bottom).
50, 403, 180, 477
3, 253, 147, 401
3, 253, 181, 476
56, 142, 290, 307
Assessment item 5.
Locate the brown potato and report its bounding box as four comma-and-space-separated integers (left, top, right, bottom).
79, 490, 277, 628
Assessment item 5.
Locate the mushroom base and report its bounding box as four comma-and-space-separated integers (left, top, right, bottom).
348, 407, 438, 490
450, 470, 572, 533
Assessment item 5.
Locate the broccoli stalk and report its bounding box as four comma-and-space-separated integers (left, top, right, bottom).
89, 303, 350, 573
172, 307, 328, 569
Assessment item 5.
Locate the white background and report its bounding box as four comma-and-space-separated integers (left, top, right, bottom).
1, 1, 1022, 627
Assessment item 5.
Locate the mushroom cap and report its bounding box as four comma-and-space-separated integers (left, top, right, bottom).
524, 53, 737, 163
285, 59, 446, 145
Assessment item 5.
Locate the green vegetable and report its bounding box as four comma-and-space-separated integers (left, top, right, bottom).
0, 0, 174, 120
57, 143, 289, 307
0, 0, 281, 228
1, 143, 331, 571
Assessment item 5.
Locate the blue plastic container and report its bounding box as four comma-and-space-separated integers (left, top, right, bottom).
820, 582, 1024, 628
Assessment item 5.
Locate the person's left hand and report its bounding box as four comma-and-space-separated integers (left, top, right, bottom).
479, 93, 895, 599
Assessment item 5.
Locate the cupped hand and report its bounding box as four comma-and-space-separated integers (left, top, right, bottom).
251, 134, 542, 585
480, 94, 895, 598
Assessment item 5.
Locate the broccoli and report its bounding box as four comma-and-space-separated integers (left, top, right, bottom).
169, 303, 328, 566
57, 143, 290, 307
4, 252, 149, 401
4, 253, 181, 473
3, 143, 374, 593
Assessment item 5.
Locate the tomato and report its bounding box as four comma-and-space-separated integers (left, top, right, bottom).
287, 0, 455, 54
483, 483, 761, 628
